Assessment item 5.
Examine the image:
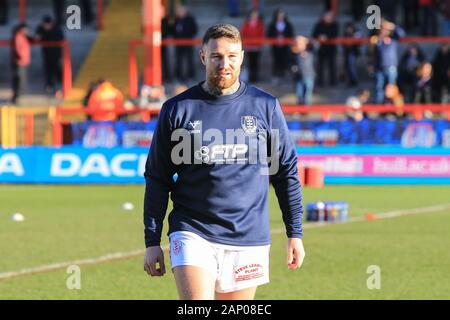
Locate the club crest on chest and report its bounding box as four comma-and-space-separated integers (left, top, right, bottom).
241, 116, 257, 134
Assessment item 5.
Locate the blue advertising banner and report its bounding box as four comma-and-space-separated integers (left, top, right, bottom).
71, 120, 450, 148
0, 147, 149, 184
72, 121, 157, 148
287, 119, 450, 147
1, 146, 449, 184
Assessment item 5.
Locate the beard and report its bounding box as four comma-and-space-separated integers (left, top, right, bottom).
207, 68, 240, 93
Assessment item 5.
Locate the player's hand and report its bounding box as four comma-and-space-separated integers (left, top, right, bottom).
144, 246, 166, 277
287, 238, 305, 270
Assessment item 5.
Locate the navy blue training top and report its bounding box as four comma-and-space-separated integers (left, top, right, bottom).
143, 81, 303, 247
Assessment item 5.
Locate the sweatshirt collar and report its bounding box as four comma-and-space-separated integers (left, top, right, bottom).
197, 80, 247, 104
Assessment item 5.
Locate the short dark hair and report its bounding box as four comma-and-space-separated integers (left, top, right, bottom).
43, 15, 53, 23
202, 24, 241, 45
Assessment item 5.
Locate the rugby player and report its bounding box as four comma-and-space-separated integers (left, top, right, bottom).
143, 23, 305, 300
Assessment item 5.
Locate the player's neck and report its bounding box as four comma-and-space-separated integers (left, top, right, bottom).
202, 80, 241, 96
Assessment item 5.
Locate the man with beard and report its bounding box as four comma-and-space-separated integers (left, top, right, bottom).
143, 24, 305, 300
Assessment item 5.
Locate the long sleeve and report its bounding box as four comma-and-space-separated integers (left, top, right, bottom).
392, 26, 406, 40
269, 100, 303, 239
143, 103, 176, 247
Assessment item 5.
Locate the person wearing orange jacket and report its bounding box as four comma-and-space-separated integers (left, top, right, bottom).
11, 23, 31, 104
85, 79, 125, 121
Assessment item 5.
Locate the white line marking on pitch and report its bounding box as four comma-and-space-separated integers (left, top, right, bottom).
1, 203, 449, 281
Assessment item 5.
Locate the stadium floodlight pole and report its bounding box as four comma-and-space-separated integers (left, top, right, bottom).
142, 0, 162, 87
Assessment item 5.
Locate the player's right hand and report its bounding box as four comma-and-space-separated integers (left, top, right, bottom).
144, 246, 166, 277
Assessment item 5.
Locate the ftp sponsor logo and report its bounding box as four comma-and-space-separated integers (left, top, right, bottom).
194, 144, 248, 164
171, 127, 280, 175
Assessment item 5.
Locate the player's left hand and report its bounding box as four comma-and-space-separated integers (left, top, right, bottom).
287, 238, 305, 270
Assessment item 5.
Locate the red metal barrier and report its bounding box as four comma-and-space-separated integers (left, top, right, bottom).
128, 40, 140, 99
0, 40, 72, 97
62, 41, 72, 97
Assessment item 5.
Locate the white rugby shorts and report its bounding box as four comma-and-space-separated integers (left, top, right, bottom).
169, 231, 270, 293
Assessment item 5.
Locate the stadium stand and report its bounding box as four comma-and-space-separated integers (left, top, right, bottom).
0, 0, 449, 148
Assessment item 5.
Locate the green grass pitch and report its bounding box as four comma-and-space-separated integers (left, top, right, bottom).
0, 185, 449, 299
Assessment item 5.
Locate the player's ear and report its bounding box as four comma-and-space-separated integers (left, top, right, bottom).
199, 47, 206, 66
240, 50, 245, 65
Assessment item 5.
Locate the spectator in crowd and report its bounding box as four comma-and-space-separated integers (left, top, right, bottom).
375, 0, 399, 23
431, 43, 450, 103
419, 0, 438, 36
228, 0, 240, 17
80, 0, 94, 26
161, 9, 175, 82
52, 0, 65, 26
247, 0, 265, 17
342, 21, 361, 87
10, 23, 31, 105
398, 44, 425, 102
367, 19, 405, 103
413, 62, 433, 104
312, 11, 339, 87
350, 0, 365, 22
267, 8, 294, 84
440, 0, 450, 36
345, 88, 371, 121
290, 35, 315, 105
0, 0, 8, 26
83, 79, 125, 121
383, 83, 405, 119
401, 0, 419, 31
35, 15, 65, 94
229, 0, 265, 18
323, 0, 332, 11
173, 4, 198, 82
241, 9, 265, 83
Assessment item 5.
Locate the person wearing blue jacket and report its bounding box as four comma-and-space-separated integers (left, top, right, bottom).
368, 19, 405, 104
143, 24, 305, 300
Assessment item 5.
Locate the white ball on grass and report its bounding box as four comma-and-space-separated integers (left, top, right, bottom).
122, 202, 134, 211
11, 213, 25, 222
